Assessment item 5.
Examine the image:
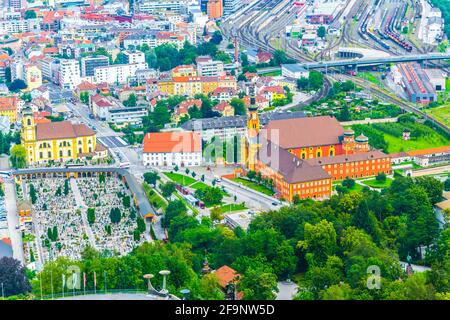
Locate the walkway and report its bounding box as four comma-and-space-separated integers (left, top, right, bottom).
4, 179, 24, 264
69, 179, 97, 249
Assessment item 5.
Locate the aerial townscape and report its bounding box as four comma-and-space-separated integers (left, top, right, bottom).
0, 0, 450, 304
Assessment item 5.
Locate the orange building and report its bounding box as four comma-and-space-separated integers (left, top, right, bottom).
244, 114, 391, 202
207, 0, 223, 19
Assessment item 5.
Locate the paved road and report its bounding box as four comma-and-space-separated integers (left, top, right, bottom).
276, 281, 298, 300
4, 179, 24, 264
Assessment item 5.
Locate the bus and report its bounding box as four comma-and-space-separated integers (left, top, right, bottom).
119, 162, 131, 169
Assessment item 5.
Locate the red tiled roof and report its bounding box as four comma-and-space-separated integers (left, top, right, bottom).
263, 116, 345, 149
214, 265, 240, 289
143, 131, 201, 153
407, 146, 450, 157
0, 97, 18, 111
35, 121, 95, 141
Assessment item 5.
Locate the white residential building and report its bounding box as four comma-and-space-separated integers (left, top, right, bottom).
143, 131, 202, 168
196, 57, 225, 77
0, 18, 40, 33
123, 50, 146, 64
281, 64, 310, 79
59, 59, 81, 90
93, 62, 147, 85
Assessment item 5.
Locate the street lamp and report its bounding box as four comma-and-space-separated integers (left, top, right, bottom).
143, 274, 155, 293
180, 289, 190, 300
159, 270, 171, 296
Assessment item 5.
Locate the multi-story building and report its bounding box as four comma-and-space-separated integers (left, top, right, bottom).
6, 0, 26, 11
122, 50, 146, 65
21, 108, 106, 165
207, 0, 223, 19
80, 55, 110, 77
242, 113, 392, 202
59, 59, 81, 90
23, 64, 42, 91
0, 96, 18, 122
0, 18, 40, 33
93, 62, 147, 85
107, 106, 148, 127
196, 56, 225, 77
136, 0, 191, 14
142, 131, 202, 168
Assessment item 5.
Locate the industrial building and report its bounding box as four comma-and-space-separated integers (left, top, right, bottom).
397, 63, 437, 105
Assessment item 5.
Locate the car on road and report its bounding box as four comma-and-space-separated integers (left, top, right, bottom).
88, 114, 95, 119
271, 202, 278, 206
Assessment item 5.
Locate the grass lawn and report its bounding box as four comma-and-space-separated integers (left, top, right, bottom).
352, 122, 449, 153
357, 72, 382, 86
190, 181, 210, 191
424, 105, 450, 127
259, 70, 282, 77
143, 183, 167, 210
217, 203, 247, 214
164, 172, 197, 186
382, 133, 448, 153
361, 178, 394, 189
332, 181, 365, 193
231, 177, 275, 196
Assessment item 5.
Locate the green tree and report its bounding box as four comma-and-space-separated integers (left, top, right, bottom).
160, 182, 176, 198
10, 144, 26, 168
317, 26, 327, 39
87, 208, 96, 225
230, 98, 246, 115
376, 172, 387, 182
297, 220, 337, 264
143, 172, 159, 185
29, 184, 37, 204
64, 179, 69, 196
123, 195, 131, 208
239, 266, 279, 300
137, 217, 146, 233
80, 91, 89, 104
211, 31, 223, 45
110, 208, 122, 224
0, 257, 31, 297
414, 176, 443, 205
123, 93, 137, 107
24, 10, 37, 19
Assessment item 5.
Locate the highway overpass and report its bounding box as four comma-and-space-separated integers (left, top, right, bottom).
258, 53, 450, 73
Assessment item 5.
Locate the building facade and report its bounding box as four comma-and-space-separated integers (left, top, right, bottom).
21, 108, 105, 165
143, 131, 202, 168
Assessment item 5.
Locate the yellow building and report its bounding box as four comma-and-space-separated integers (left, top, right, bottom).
0, 96, 18, 122
173, 76, 202, 96
201, 76, 219, 95
21, 108, 107, 165
241, 101, 261, 171
171, 65, 197, 78
157, 80, 175, 95
23, 64, 42, 91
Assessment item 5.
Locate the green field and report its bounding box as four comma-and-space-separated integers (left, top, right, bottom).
190, 181, 209, 190
217, 203, 247, 214
231, 177, 275, 196
357, 72, 382, 86
164, 172, 197, 186
361, 178, 394, 189
424, 105, 450, 127
352, 122, 449, 153
143, 182, 167, 210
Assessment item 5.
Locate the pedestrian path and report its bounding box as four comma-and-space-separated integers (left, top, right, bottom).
69, 179, 97, 249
